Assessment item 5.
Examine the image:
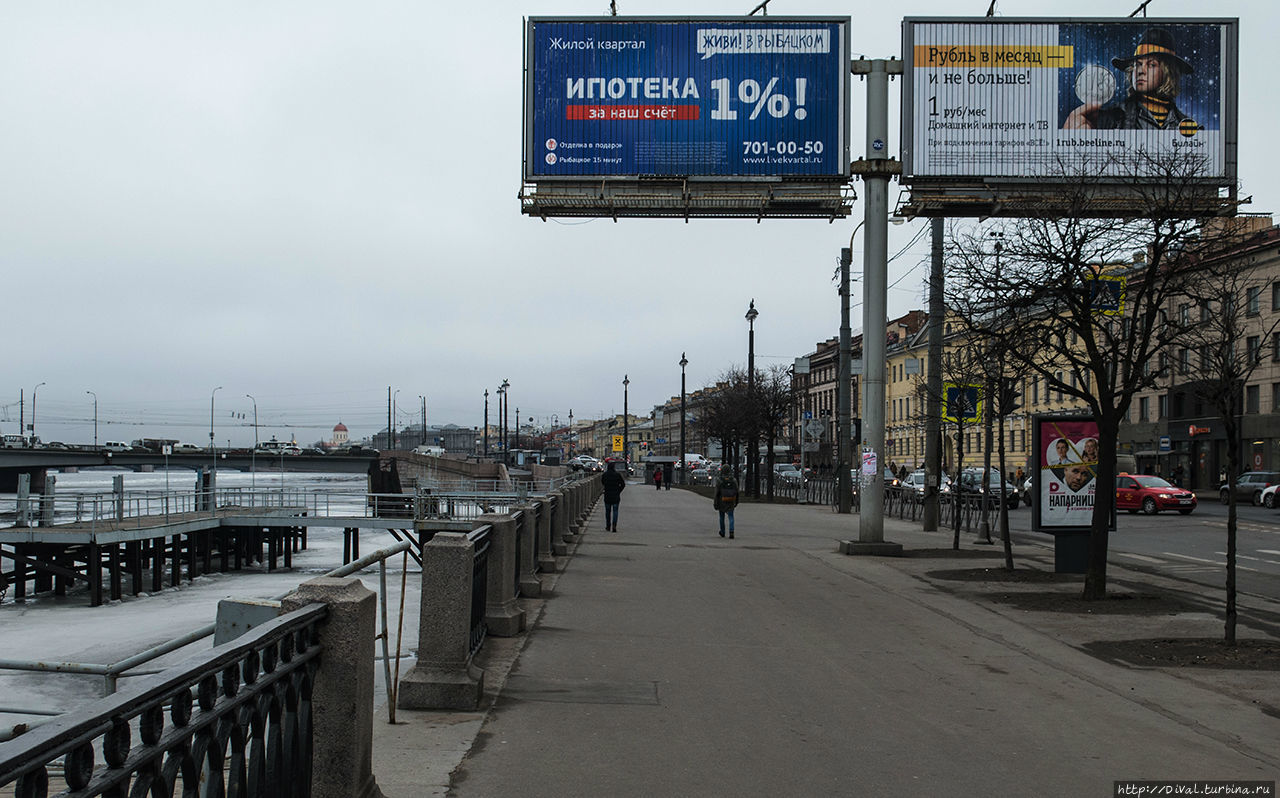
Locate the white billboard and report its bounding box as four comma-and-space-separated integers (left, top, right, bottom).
902, 18, 1238, 184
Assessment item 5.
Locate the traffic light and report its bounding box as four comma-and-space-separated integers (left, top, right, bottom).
997, 378, 1022, 416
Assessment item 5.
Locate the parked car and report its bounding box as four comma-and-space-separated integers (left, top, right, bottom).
174, 443, 203, 453
102, 441, 130, 453
1116, 473, 1196, 515
1219, 471, 1280, 506
953, 468, 1019, 509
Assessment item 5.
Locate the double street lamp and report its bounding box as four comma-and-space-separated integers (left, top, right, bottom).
623, 375, 630, 466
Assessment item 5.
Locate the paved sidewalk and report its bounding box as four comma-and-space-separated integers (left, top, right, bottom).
374, 484, 1280, 797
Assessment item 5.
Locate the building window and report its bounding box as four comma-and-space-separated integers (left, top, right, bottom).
1248, 286, 1261, 316
1273, 283, 1280, 312
1158, 394, 1168, 419
1273, 384, 1280, 412
1139, 396, 1149, 422
1248, 336, 1261, 365
1178, 349, 1190, 374
1273, 332, 1280, 362
1179, 303, 1190, 325
1247, 384, 1260, 414
1032, 380, 1039, 405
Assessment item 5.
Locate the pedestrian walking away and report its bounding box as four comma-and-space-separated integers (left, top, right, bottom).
653, 465, 663, 491
602, 461, 626, 532
713, 465, 739, 539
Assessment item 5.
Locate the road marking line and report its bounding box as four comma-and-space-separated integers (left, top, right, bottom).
1115, 552, 1166, 564
1162, 551, 1264, 574
1214, 551, 1280, 566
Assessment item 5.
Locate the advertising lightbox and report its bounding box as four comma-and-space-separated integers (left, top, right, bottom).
900, 18, 1238, 216
524, 17, 849, 181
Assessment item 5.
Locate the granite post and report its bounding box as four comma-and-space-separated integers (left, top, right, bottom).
397, 531, 485, 710
280, 577, 385, 798
475, 513, 525, 636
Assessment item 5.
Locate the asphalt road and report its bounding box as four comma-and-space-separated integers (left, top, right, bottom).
997, 495, 1280, 601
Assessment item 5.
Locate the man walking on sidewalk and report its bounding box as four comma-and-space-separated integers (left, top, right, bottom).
602, 460, 625, 532
714, 465, 739, 539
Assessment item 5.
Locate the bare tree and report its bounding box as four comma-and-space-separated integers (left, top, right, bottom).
945, 153, 1235, 600
1175, 220, 1280, 643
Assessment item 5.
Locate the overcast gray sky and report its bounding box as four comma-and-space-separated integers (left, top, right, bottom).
3, 0, 1274, 448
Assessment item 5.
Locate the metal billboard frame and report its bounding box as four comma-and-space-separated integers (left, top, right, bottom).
521, 16, 853, 220
898, 16, 1239, 219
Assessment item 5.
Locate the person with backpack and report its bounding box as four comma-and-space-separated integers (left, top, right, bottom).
601, 460, 626, 532
653, 464, 663, 490
713, 465, 739, 539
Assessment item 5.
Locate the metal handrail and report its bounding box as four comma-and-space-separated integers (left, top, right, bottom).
0, 541, 416, 740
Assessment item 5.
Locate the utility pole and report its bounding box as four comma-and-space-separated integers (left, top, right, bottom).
680, 353, 688, 485
387, 386, 392, 451
849, 56, 903, 552
484, 390, 490, 456
421, 396, 427, 449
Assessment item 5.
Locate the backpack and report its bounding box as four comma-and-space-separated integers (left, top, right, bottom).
718, 481, 738, 508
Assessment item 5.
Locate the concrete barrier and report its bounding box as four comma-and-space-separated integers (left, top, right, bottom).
550, 490, 569, 555
397, 532, 485, 711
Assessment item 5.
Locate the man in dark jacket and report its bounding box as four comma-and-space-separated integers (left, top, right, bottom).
601, 460, 626, 532
713, 465, 739, 539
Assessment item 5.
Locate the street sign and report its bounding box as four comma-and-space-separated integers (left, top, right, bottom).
656, 438, 667, 444
942, 383, 982, 424
611, 435, 624, 452
1158, 436, 1171, 453
804, 419, 827, 439
802, 442, 820, 453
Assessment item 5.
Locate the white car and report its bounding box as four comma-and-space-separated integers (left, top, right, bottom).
1261, 483, 1280, 509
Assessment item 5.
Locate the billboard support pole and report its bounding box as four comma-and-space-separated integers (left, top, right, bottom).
853, 58, 900, 548
923, 217, 944, 531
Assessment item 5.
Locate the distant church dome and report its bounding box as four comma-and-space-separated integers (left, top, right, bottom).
331, 422, 350, 447
333, 423, 348, 432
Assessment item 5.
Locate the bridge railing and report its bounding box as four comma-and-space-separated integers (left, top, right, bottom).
3, 482, 584, 531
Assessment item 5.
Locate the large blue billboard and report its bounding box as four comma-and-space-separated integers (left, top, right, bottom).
524, 17, 849, 180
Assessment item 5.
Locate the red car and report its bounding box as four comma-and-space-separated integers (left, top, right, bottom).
1115, 474, 1197, 515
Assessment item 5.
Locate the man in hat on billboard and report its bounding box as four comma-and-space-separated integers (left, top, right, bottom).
1063, 27, 1196, 132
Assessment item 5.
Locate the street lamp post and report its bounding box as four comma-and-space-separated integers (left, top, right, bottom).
500, 379, 510, 461
623, 375, 630, 468
210, 386, 223, 499
746, 300, 759, 496
393, 389, 400, 450
484, 389, 490, 456
246, 394, 258, 492
680, 353, 688, 485
31, 382, 46, 443
85, 390, 98, 448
